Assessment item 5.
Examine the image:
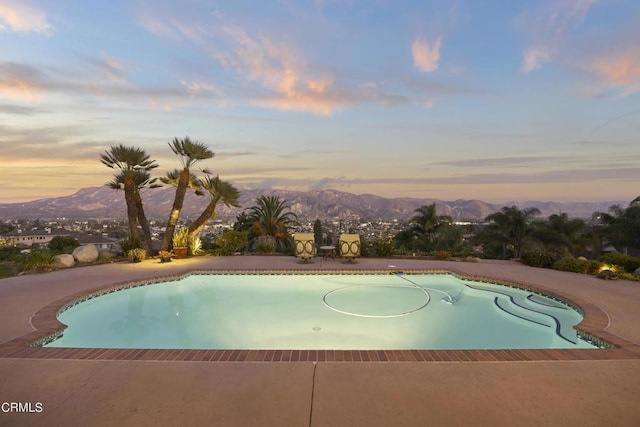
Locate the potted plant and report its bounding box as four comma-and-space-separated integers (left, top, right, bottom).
127, 248, 147, 263
158, 250, 173, 263
172, 228, 189, 259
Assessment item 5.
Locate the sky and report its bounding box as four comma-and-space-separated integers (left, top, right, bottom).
0, 0, 639, 204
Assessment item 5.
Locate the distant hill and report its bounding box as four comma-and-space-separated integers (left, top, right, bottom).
0, 186, 625, 222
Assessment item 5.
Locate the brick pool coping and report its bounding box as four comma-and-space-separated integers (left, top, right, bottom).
1, 269, 639, 362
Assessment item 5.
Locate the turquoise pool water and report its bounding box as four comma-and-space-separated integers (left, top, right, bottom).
47, 273, 596, 350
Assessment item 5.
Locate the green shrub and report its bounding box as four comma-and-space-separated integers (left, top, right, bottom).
600, 253, 640, 273
585, 260, 603, 275
215, 231, 248, 255
48, 236, 79, 255
14, 248, 55, 272
363, 238, 394, 258
0, 246, 21, 261
0, 263, 17, 278
120, 237, 141, 254
521, 251, 558, 268
553, 256, 590, 273
127, 248, 147, 262
254, 236, 276, 253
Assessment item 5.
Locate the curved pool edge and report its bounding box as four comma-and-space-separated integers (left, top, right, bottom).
2, 268, 640, 362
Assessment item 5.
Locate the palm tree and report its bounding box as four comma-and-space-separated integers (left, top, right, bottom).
100, 144, 158, 244
187, 176, 241, 238
484, 206, 540, 258
410, 203, 453, 250
594, 200, 640, 255
160, 137, 214, 251
242, 195, 298, 251
530, 213, 587, 256
107, 170, 160, 252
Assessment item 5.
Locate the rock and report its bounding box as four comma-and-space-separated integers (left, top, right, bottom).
596, 269, 618, 280
577, 256, 588, 261
53, 254, 75, 268
72, 244, 99, 263
634, 267, 640, 276
465, 256, 481, 263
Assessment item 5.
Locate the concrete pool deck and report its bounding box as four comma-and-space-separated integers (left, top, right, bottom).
1, 256, 639, 426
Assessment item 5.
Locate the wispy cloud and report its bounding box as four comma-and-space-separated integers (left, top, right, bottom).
0, 62, 45, 101
521, 47, 551, 73
433, 156, 562, 168
0, 61, 219, 110
137, 4, 211, 43
0, 0, 52, 33
412, 35, 442, 73
216, 165, 640, 195
84, 54, 128, 84
518, 0, 598, 73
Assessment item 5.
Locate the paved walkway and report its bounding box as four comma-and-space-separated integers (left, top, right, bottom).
1, 256, 639, 426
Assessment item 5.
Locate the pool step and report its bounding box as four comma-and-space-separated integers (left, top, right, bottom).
466, 284, 577, 344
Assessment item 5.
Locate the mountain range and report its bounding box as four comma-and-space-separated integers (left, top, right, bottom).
0, 186, 626, 222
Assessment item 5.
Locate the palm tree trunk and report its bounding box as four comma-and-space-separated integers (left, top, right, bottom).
161, 168, 189, 251
188, 199, 218, 238
135, 191, 155, 253
123, 177, 139, 242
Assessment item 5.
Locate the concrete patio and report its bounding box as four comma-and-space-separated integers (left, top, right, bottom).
1, 255, 639, 426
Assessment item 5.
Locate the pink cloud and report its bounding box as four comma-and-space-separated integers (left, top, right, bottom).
212, 23, 350, 115
412, 36, 442, 73
588, 50, 640, 96
0, 1, 51, 33
591, 52, 640, 86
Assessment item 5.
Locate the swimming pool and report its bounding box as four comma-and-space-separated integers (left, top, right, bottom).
47, 272, 597, 350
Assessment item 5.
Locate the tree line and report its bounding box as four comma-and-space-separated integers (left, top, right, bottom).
392, 198, 640, 261
100, 137, 638, 262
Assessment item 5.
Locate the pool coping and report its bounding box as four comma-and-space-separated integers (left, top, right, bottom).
1, 268, 639, 362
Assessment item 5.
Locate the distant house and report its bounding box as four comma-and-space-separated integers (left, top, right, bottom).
75, 233, 119, 253
0, 228, 73, 247
0, 229, 118, 253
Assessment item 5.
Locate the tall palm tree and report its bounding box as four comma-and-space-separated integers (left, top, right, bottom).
484, 206, 540, 258
100, 144, 158, 244
187, 176, 241, 238
160, 137, 214, 251
107, 170, 160, 252
242, 195, 298, 251
410, 203, 453, 250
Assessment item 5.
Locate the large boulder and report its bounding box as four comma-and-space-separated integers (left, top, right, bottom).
72, 244, 99, 263
53, 254, 75, 268
635, 267, 640, 276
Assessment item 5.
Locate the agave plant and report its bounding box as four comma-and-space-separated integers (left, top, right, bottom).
172, 227, 190, 248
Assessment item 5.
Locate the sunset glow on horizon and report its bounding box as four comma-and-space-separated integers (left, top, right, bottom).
1, 0, 638, 204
